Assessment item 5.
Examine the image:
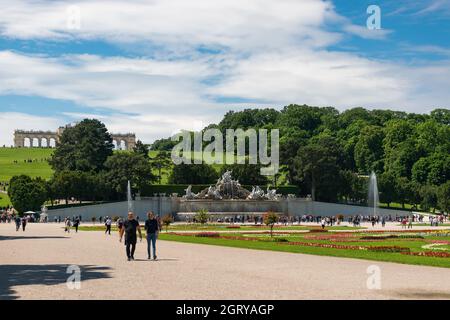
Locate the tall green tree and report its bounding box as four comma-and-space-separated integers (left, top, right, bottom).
8, 175, 47, 214
378, 171, 397, 207
292, 135, 342, 201
51, 171, 97, 203
420, 185, 438, 212
151, 152, 172, 184
437, 181, 450, 213
354, 125, 384, 174
168, 163, 218, 185
133, 140, 150, 159
103, 153, 156, 196
49, 119, 114, 172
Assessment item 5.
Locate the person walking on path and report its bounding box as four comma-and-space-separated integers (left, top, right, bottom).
21, 216, 27, 232
320, 218, 326, 230
381, 216, 386, 228
105, 217, 112, 235
119, 212, 142, 261
145, 211, 160, 260
65, 217, 71, 233
408, 216, 413, 229
73, 217, 80, 233
15, 216, 21, 231
117, 217, 124, 235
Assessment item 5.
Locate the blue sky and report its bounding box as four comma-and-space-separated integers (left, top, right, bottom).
0, 0, 449, 145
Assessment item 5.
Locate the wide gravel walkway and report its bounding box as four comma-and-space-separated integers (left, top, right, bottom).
1, 223, 450, 300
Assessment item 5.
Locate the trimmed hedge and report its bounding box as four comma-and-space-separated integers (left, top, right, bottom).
47, 201, 116, 211
140, 184, 300, 197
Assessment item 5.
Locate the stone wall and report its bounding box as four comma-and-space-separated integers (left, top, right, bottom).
45, 197, 413, 222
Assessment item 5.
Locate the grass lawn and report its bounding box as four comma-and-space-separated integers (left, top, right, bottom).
76, 224, 450, 268
159, 235, 450, 268
0, 193, 11, 207
0, 147, 53, 181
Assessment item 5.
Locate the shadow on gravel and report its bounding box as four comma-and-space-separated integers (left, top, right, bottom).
0, 235, 67, 241
0, 264, 112, 300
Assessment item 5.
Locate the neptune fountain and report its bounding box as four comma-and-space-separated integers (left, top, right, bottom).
183, 171, 279, 201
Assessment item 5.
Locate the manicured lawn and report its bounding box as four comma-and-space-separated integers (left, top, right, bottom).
0, 193, 11, 207
158, 232, 450, 268
0, 147, 53, 181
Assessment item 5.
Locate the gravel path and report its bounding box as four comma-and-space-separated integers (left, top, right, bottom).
1, 223, 450, 300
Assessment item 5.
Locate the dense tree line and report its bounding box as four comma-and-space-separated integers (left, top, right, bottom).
7, 106, 450, 214
153, 105, 450, 212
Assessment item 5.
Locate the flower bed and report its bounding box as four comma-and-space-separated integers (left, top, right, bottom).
283, 241, 366, 250
361, 235, 424, 240
367, 246, 410, 253
308, 229, 328, 233
226, 225, 241, 229
401, 251, 450, 258
194, 232, 220, 238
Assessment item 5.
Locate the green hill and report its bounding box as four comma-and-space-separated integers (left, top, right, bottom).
0, 147, 54, 182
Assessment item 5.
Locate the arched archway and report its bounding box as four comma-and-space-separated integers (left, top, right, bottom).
49, 138, 56, 148
119, 140, 127, 150
24, 137, 31, 147
113, 140, 118, 150
32, 138, 39, 147
41, 137, 48, 147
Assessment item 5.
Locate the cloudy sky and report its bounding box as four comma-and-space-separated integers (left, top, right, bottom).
0, 0, 449, 145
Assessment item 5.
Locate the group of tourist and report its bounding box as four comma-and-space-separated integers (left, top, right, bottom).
64, 216, 81, 233
118, 211, 161, 261
58, 211, 162, 261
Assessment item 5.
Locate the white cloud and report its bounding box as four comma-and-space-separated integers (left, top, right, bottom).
209, 49, 450, 110
0, 0, 340, 51
0, 0, 449, 147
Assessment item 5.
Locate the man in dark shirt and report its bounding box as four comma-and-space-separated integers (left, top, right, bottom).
144, 211, 160, 260
119, 212, 142, 261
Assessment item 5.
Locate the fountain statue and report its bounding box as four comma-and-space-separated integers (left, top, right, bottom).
183, 171, 281, 200
368, 171, 379, 216
184, 185, 197, 200
265, 186, 279, 201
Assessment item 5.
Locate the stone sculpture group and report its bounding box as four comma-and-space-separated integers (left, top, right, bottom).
183, 171, 280, 201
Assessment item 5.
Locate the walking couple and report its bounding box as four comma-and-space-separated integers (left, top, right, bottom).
119, 211, 161, 261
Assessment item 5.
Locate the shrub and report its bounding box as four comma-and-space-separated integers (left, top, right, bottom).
194, 232, 220, 238
195, 209, 210, 225
361, 235, 424, 240
309, 229, 328, 233
162, 214, 174, 232
401, 251, 450, 258
263, 211, 279, 237
367, 246, 410, 253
